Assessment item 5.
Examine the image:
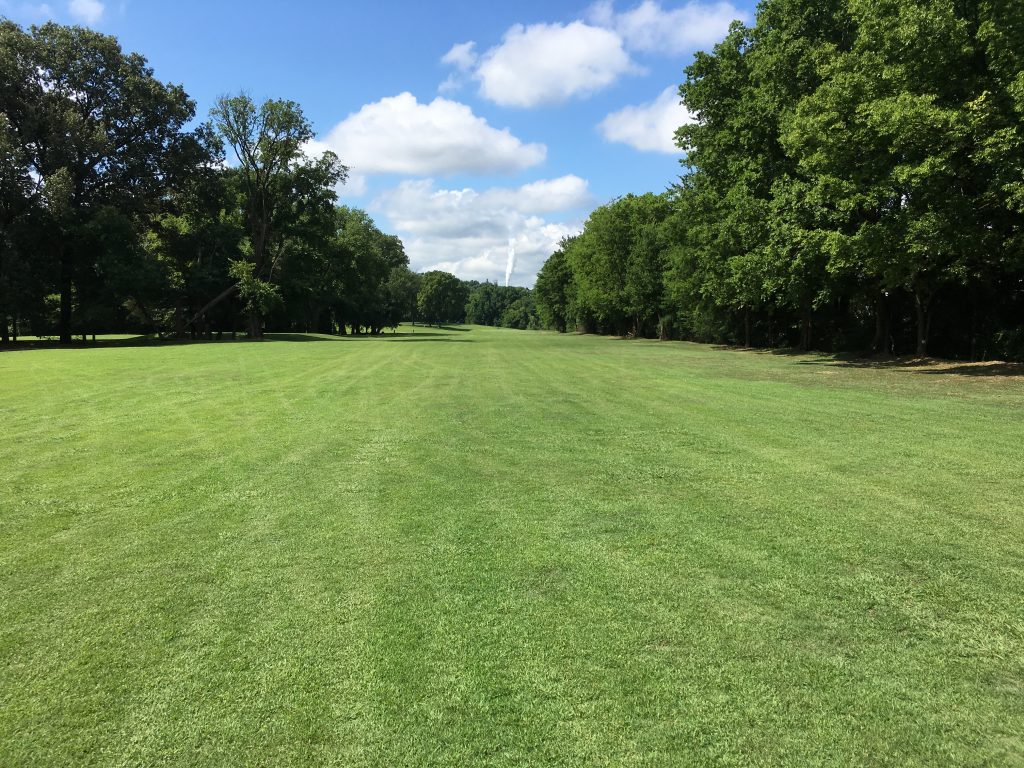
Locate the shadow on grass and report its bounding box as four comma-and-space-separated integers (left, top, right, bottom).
785, 351, 1024, 378
918, 362, 1024, 377
706, 343, 1024, 378
0, 335, 182, 352
1, 332, 344, 352
407, 325, 472, 332
383, 337, 475, 343
832, 359, 1024, 377
370, 331, 452, 338
262, 333, 347, 342
791, 354, 1023, 377
0, 329, 474, 352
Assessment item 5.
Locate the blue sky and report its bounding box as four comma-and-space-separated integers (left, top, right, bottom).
1, 0, 756, 285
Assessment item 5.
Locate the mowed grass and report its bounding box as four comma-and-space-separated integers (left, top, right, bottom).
2, 326, 1022, 767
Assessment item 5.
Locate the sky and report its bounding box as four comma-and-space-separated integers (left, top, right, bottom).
1, 0, 756, 286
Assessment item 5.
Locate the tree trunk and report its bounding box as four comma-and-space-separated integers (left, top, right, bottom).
173, 306, 186, 338
59, 254, 73, 344
914, 289, 932, 357
872, 294, 891, 355
247, 310, 262, 339
798, 311, 812, 351
1, 313, 8, 344
969, 289, 978, 361
744, 309, 751, 348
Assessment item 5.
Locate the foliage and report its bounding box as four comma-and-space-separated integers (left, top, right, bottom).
209, 94, 346, 337
533, 242, 573, 332
465, 283, 535, 328
0, 19, 416, 342
228, 259, 282, 318
533, 0, 1024, 359
416, 270, 468, 326
0, 20, 199, 342
535, 194, 672, 337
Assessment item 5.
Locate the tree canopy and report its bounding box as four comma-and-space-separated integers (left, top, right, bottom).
533, 0, 1024, 360
3, 6, 1021, 359
0, 19, 426, 341
417, 271, 469, 327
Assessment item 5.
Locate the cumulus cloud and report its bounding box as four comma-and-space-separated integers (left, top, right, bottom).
589, 0, 743, 54
441, 3, 744, 106
599, 85, 693, 153
302, 139, 368, 198
372, 177, 589, 284
438, 41, 479, 94
469, 21, 637, 108
316, 92, 546, 177
441, 41, 478, 71
480, 175, 593, 215
68, 0, 103, 24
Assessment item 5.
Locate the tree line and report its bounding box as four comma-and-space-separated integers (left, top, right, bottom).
535, 0, 1024, 360
415, 275, 540, 330
0, 20, 430, 342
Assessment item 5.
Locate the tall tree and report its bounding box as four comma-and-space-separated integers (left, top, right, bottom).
533, 240, 574, 332
209, 94, 346, 337
331, 206, 407, 334
4, 22, 198, 342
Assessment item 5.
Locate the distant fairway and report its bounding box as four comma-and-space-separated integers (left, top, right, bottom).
2, 326, 1022, 766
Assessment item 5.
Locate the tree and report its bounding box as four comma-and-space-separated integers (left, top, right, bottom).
465, 283, 531, 327
330, 206, 408, 334
781, 0, 1014, 355
209, 94, 346, 337
498, 293, 537, 330
382, 267, 421, 329
142, 130, 242, 338
0, 111, 40, 342
3, 22, 199, 342
533, 241, 574, 332
416, 271, 467, 326
557, 194, 671, 338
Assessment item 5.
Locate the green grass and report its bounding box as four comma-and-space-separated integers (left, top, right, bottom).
2, 326, 1022, 766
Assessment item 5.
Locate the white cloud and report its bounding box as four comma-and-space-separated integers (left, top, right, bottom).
472, 21, 637, 108
371, 177, 589, 284
68, 0, 103, 24
377, 175, 590, 236
599, 85, 693, 153
317, 92, 546, 176
441, 41, 478, 71
487, 175, 592, 214
438, 42, 478, 94
303, 139, 367, 198
589, 0, 743, 55
437, 74, 462, 94
339, 173, 368, 198
439, 3, 744, 105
